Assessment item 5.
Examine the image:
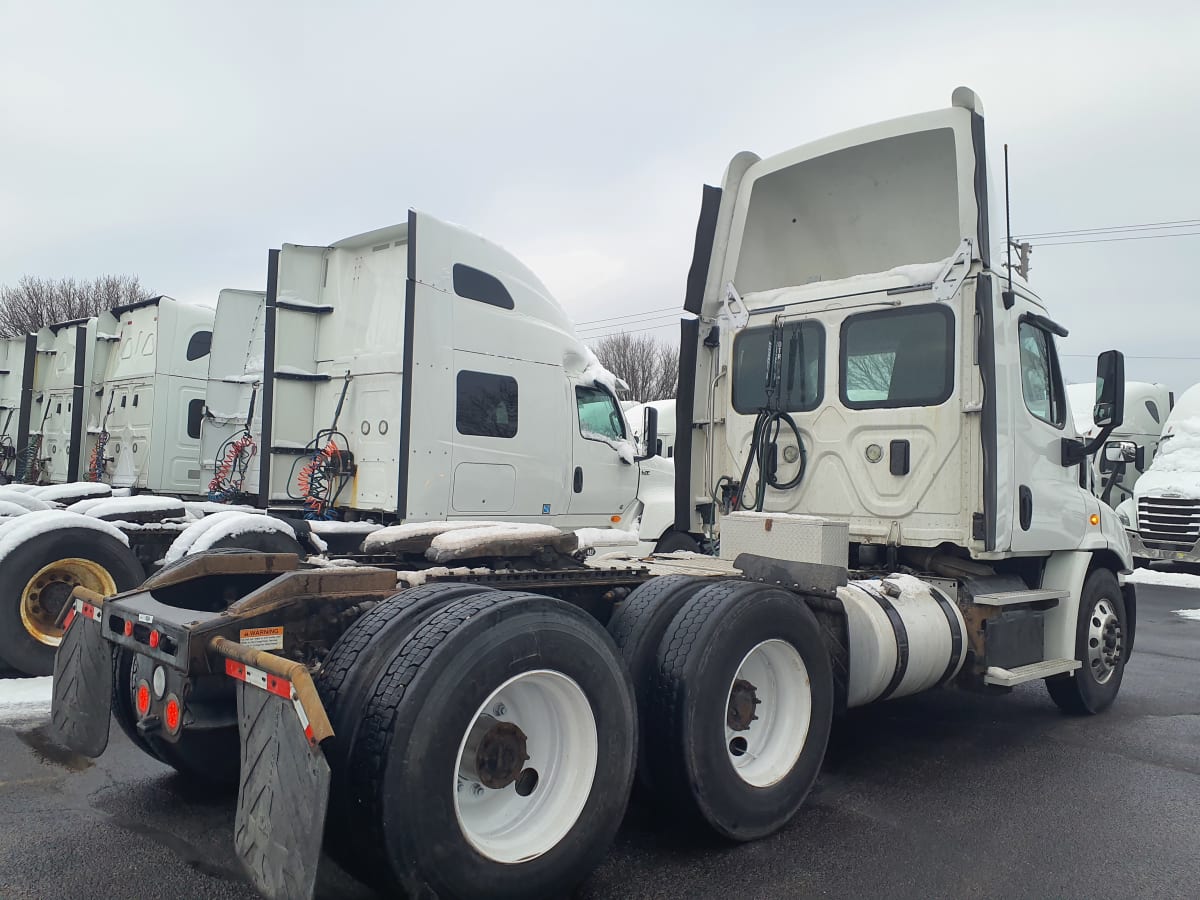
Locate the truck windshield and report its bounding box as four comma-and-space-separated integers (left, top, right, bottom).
731, 321, 823, 414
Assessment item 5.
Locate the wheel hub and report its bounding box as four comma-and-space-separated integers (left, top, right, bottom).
1087, 598, 1123, 685
20, 558, 117, 647
726, 678, 760, 732
460, 715, 530, 790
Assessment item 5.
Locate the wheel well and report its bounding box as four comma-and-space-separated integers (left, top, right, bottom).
1086, 549, 1125, 578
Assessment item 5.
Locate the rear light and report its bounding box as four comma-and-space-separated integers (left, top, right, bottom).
135, 681, 151, 717
124, 620, 133, 637
149, 630, 160, 649
164, 695, 182, 734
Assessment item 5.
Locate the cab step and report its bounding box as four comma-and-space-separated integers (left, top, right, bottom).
983, 658, 1080, 687
972, 588, 1068, 608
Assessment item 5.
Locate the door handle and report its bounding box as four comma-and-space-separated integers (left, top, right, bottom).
573, 467, 583, 493
1019, 485, 1033, 531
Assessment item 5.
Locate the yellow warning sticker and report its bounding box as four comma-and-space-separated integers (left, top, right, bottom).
239, 626, 284, 651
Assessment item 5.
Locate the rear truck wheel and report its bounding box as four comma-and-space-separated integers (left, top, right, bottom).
606, 574, 705, 787
346, 592, 636, 899
0, 529, 144, 676
1047, 568, 1127, 715
644, 581, 834, 841
654, 530, 702, 554
318, 582, 498, 865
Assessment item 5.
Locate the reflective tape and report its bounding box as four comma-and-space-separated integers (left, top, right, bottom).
223, 658, 314, 744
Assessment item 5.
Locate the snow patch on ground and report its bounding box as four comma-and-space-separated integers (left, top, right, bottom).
1126, 568, 1200, 589
1173, 608, 1200, 621
0, 676, 52, 726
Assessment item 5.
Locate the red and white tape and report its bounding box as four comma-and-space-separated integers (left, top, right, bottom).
224, 658, 314, 743
63, 596, 102, 630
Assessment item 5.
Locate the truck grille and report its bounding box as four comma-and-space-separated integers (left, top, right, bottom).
1137, 496, 1200, 549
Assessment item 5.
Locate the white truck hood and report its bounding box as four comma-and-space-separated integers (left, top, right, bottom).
1134, 415, 1200, 500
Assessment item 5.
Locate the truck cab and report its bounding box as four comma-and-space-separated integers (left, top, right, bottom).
677, 87, 1132, 686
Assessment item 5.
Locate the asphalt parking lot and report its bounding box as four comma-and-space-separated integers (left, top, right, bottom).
0, 583, 1197, 900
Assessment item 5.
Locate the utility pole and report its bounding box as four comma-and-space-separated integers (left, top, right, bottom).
1006, 238, 1033, 279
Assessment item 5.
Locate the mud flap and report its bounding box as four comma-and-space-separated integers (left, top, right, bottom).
233, 679, 331, 900
49, 597, 114, 757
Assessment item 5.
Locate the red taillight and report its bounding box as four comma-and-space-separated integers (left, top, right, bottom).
164, 696, 181, 733
135, 681, 151, 716
123, 620, 133, 637
149, 630, 160, 649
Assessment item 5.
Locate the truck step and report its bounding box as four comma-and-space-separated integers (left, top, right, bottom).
983, 658, 1080, 687
972, 588, 1068, 607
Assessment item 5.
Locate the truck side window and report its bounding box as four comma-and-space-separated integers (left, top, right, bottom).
576, 386, 626, 442
731, 321, 823, 414
1018, 321, 1065, 428
186, 399, 204, 439
186, 330, 213, 361
456, 370, 518, 438
841, 304, 954, 408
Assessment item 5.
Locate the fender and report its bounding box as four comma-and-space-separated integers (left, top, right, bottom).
1040, 550, 1090, 662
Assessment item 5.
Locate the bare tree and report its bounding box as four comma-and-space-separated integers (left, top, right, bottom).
0, 275, 153, 338
591, 333, 679, 402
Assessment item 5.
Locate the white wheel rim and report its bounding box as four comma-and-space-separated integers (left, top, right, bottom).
724, 639, 812, 787
453, 669, 598, 863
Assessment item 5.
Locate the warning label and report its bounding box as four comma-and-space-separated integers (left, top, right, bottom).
239, 626, 284, 651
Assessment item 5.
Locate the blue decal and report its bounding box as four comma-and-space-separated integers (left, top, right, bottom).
542, 503, 552, 514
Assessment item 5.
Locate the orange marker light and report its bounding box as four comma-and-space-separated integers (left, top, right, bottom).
135, 682, 151, 716
164, 697, 181, 733
1089, 514, 1100, 526
611, 515, 621, 523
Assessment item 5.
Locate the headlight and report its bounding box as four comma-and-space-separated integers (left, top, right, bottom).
1117, 510, 1130, 527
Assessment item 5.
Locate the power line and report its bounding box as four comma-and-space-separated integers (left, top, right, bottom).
583, 320, 684, 342
577, 313, 681, 335
1031, 231, 1200, 248
1015, 217, 1200, 240
1063, 353, 1200, 361
574, 305, 677, 327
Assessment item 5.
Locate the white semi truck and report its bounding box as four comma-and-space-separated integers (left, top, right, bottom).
0, 336, 33, 482
47, 88, 1136, 900
1119, 382, 1200, 565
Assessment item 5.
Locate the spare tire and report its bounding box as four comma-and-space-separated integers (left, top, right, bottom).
0, 528, 144, 676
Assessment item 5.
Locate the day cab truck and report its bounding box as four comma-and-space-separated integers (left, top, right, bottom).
50, 87, 1135, 900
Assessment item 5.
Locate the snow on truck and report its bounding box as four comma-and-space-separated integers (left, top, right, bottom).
46, 87, 1138, 900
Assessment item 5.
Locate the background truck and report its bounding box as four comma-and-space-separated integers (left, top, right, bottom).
1119, 382, 1200, 565
1069, 380, 1173, 507
0, 336, 33, 482
50, 88, 1136, 900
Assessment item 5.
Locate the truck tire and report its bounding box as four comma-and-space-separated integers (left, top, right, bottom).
644, 581, 833, 841
654, 530, 702, 554
1046, 568, 1127, 715
348, 592, 636, 899
200, 530, 305, 558
606, 574, 705, 787
0, 529, 144, 676
318, 582, 498, 865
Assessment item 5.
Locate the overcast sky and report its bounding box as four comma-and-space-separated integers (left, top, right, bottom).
2, 1, 1198, 392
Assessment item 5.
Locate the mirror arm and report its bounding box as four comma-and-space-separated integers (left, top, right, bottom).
1061, 424, 1117, 467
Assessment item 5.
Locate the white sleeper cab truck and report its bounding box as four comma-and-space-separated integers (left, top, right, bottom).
1069, 380, 1172, 507
87, 296, 215, 492
1121, 382, 1200, 565
21, 318, 111, 484
50, 89, 1134, 900
0, 335, 34, 482
199, 288, 267, 505
257, 213, 679, 550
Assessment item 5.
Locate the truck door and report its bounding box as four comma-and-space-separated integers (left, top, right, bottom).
1007, 304, 1087, 552
567, 381, 639, 520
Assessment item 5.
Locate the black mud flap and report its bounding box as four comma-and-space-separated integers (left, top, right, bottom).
233, 681, 331, 900
50, 598, 114, 757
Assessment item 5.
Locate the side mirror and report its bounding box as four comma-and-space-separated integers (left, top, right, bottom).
1093, 350, 1125, 429
637, 406, 659, 461
1103, 441, 1137, 464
